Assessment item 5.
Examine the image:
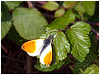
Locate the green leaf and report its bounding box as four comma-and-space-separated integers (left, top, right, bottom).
83, 13, 91, 21
73, 32, 98, 74
4, 1, 23, 10
42, 1, 59, 11
8, 26, 26, 45
63, 1, 76, 9
88, 1, 99, 22
54, 31, 70, 62
73, 10, 81, 19
48, 9, 75, 30
1, 7, 12, 40
73, 2, 86, 20
82, 1, 95, 16
1, 10, 12, 22
35, 60, 64, 72
54, 8, 65, 17
74, 5, 85, 13
1, 1, 8, 10
74, 2, 85, 20
34, 56, 70, 72
1, 21, 12, 40
90, 32, 99, 53
73, 49, 97, 73
84, 64, 99, 74
13, 8, 48, 40
66, 21, 91, 62
1, 12, 2, 19
59, 1, 63, 7
40, 28, 58, 39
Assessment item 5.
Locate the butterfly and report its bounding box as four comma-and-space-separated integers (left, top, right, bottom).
21, 35, 54, 65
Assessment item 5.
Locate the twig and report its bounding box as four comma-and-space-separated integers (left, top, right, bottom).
1, 68, 16, 73
69, 65, 73, 71
91, 28, 99, 38
75, 19, 99, 27
33, 71, 41, 74
34, 1, 47, 10
35, 4, 44, 9
79, 68, 84, 74
86, 21, 99, 26
2, 63, 25, 71
2, 50, 12, 73
1, 45, 8, 53
12, 50, 20, 56
27, 1, 34, 8
1, 55, 26, 63
58, 64, 68, 72
35, 1, 46, 5
42, 13, 55, 20
26, 55, 32, 73
59, 29, 67, 31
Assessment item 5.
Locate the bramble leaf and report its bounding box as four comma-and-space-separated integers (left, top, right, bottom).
35, 60, 65, 72
74, 4, 85, 13
48, 9, 75, 30
1, 10, 12, 22
1, 8, 12, 40
13, 8, 48, 40
73, 49, 97, 73
34, 56, 70, 72
1, 12, 2, 19
66, 21, 91, 62
59, 1, 63, 6
1, 22, 12, 40
54, 8, 65, 17
42, 1, 59, 11
84, 64, 99, 74
63, 1, 76, 9
40, 28, 58, 39
4, 1, 23, 10
82, 1, 95, 16
88, 1, 99, 22
74, 2, 85, 20
54, 31, 70, 62
1, 1, 8, 10
8, 26, 26, 45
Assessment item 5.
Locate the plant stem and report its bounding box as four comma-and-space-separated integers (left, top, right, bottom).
1, 55, 26, 63
35, 1, 46, 5
86, 21, 99, 26
27, 1, 34, 8
26, 55, 32, 73
91, 28, 99, 38
69, 65, 73, 71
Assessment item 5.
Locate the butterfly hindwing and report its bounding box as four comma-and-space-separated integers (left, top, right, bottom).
40, 43, 52, 65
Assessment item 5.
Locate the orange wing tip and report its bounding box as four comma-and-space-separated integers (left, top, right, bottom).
21, 40, 37, 53
43, 51, 52, 65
